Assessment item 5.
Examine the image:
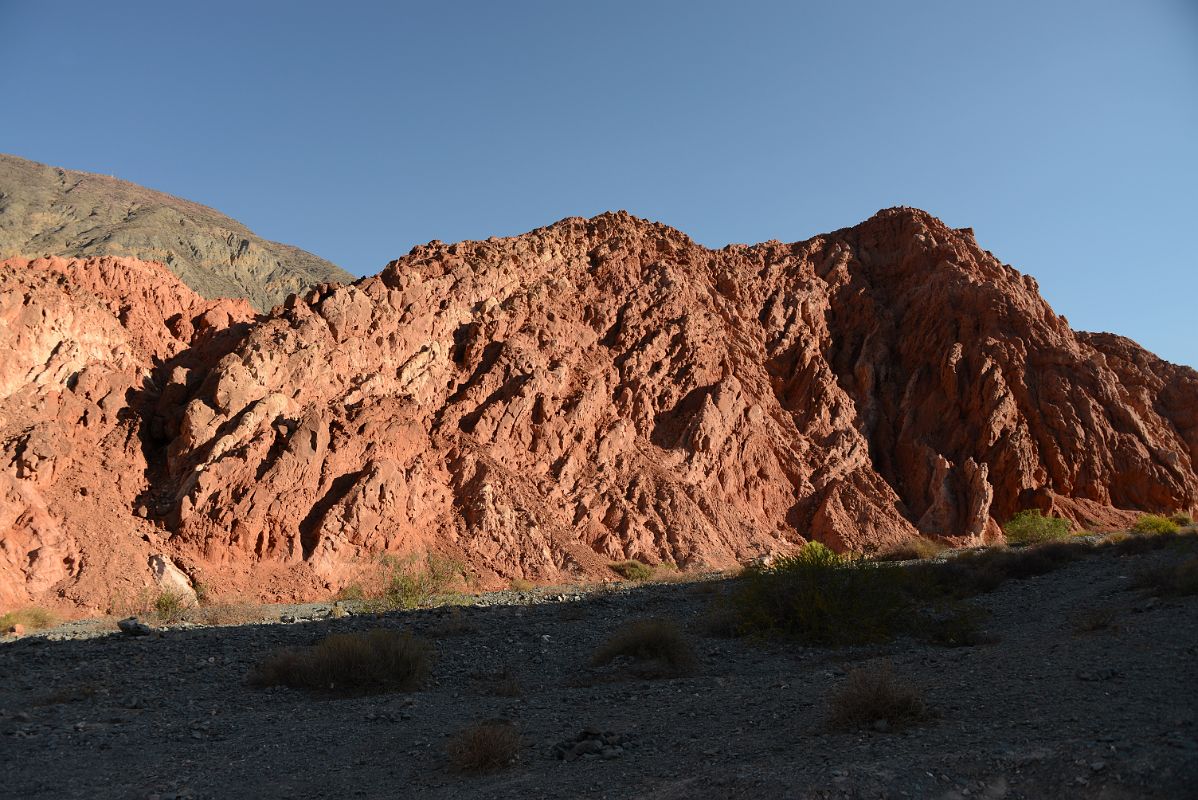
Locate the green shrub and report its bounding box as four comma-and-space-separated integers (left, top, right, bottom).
1133, 514, 1180, 535
609, 559, 654, 581
152, 589, 192, 623
347, 554, 465, 612
591, 617, 696, 676
1003, 510, 1071, 544
248, 629, 431, 694
731, 542, 915, 644
1170, 512, 1195, 528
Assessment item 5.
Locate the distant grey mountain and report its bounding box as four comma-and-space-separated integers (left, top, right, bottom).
0, 153, 352, 310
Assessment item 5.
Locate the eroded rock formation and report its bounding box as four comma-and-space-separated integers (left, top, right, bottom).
2, 209, 1195, 610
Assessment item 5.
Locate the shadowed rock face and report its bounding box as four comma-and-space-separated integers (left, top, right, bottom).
0, 153, 351, 310
2, 209, 1195, 609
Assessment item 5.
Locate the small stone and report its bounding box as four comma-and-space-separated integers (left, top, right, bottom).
280, 614, 296, 624
873, 719, 890, 733
1090, 761, 1106, 772
571, 739, 604, 757
7, 623, 25, 637
601, 746, 622, 760
136, 504, 150, 518
117, 617, 153, 636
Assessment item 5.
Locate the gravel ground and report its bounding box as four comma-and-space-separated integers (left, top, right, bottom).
2, 544, 1196, 800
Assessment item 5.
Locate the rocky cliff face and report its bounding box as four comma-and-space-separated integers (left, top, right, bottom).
0, 256, 254, 610
2, 209, 1195, 610
0, 154, 352, 310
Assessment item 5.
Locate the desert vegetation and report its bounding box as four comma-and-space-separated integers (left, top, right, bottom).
824, 663, 928, 731
248, 629, 431, 693
446, 721, 522, 772
591, 617, 696, 676
609, 559, 654, 581
0, 606, 59, 631
1133, 514, 1180, 535
1002, 509, 1071, 544
337, 554, 466, 612
872, 535, 949, 562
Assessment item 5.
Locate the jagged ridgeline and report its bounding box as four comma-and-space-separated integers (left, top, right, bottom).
0, 153, 351, 310
1, 202, 1195, 611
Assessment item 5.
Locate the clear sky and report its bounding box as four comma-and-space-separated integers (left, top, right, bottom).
2, 1, 1195, 366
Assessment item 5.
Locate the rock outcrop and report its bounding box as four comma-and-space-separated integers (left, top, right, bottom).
2, 209, 1195, 610
0, 256, 253, 610
0, 153, 352, 310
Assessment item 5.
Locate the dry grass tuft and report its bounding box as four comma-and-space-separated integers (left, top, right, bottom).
1, 606, 60, 631
591, 617, 696, 676
825, 663, 927, 731
189, 602, 264, 627
696, 604, 742, 638
609, 559, 654, 581
1132, 556, 1198, 597
873, 536, 949, 562
446, 720, 521, 772
248, 629, 431, 694
430, 607, 478, 637
1070, 607, 1119, 634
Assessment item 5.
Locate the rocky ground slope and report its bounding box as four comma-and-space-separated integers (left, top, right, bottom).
0, 153, 351, 309
1, 538, 1195, 799
1, 207, 1196, 610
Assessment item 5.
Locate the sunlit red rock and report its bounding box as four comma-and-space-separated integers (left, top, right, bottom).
2, 210, 1196, 610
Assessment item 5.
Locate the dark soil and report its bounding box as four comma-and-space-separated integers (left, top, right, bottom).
2, 542, 1196, 799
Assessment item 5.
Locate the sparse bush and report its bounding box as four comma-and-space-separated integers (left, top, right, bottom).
1098, 530, 1171, 555
191, 602, 263, 627
1133, 514, 1180, 535
916, 604, 993, 647
1003, 509, 1071, 545
152, 589, 193, 623
825, 663, 927, 731
380, 554, 464, 609
591, 617, 696, 676
873, 536, 948, 562
1132, 556, 1198, 597
508, 578, 535, 593
731, 542, 914, 644
1, 606, 59, 631
1170, 512, 1195, 528
921, 539, 1090, 598
430, 607, 477, 637
446, 721, 521, 772
334, 583, 367, 602
696, 604, 742, 638
346, 554, 465, 612
610, 559, 654, 582
1070, 607, 1118, 633
248, 629, 431, 693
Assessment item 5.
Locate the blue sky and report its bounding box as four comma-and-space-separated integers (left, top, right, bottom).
2, 1, 1195, 366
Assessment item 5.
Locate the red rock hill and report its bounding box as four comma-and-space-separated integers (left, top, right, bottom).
2, 209, 1195, 609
